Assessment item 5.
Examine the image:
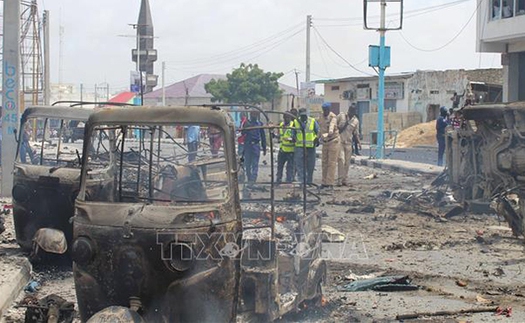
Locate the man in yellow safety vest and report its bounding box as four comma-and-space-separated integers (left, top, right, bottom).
292, 108, 319, 185
277, 111, 295, 183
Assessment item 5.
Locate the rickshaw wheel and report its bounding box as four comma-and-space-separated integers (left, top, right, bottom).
86, 306, 145, 323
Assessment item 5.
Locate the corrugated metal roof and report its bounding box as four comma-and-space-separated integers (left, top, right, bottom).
109, 92, 136, 103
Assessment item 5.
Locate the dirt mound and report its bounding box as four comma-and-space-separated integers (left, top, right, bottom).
392, 121, 437, 148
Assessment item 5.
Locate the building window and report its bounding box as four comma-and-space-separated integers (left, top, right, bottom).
502, 0, 515, 18
331, 86, 340, 91
493, 0, 519, 19
384, 99, 397, 112
518, 0, 525, 15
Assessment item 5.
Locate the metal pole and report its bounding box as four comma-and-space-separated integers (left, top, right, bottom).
80, 83, 83, 102
377, 0, 386, 159
43, 10, 50, 105
305, 15, 311, 83
136, 25, 142, 106
305, 15, 312, 114
162, 61, 166, 106
2, 0, 21, 197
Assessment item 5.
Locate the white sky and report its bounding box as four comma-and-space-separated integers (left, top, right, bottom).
39, 0, 499, 93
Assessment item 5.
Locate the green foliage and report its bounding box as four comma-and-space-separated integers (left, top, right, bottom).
205, 63, 284, 104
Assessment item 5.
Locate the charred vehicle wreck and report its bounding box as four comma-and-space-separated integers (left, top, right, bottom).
13, 105, 95, 261
446, 102, 525, 237
72, 105, 325, 322
12, 102, 134, 262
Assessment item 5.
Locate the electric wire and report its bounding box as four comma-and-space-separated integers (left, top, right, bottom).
398, 0, 482, 52
312, 29, 332, 78
315, 0, 469, 22
315, 0, 470, 27
167, 27, 304, 69
168, 22, 303, 65
312, 26, 375, 76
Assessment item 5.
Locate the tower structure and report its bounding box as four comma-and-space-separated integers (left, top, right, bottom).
132, 0, 158, 93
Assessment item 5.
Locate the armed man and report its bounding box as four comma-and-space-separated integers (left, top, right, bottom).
318, 102, 340, 189
292, 108, 319, 185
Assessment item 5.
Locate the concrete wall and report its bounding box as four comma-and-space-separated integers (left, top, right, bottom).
361, 111, 422, 143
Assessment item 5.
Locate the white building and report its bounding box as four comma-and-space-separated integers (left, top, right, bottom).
477, 0, 525, 101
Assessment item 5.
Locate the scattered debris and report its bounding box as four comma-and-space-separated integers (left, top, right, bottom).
321, 225, 346, 243
343, 270, 385, 282
384, 240, 439, 251
326, 199, 362, 206
493, 267, 506, 277
16, 294, 75, 323
456, 280, 468, 287
496, 306, 512, 317
396, 306, 500, 320
444, 205, 465, 218
24, 281, 41, 293
363, 174, 378, 180
346, 205, 375, 214
476, 294, 493, 304
338, 275, 418, 292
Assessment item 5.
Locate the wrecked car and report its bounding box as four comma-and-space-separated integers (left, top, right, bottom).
446, 102, 525, 237
72, 106, 325, 322
12, 105, 96, 261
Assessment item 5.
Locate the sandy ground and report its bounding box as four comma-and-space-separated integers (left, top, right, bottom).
1, 159, 525, 322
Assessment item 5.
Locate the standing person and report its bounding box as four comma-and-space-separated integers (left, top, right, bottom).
293, 108, 319, 185
242, 111, 266, 184
20, 128, 35, 164
318, 102, 340, 189
184, 125, 200, 162
337, 105, 360, 186
237, 115, 248, 156
208, 126, 223, 158
450, 91, 464, 110
276, 112, 295, 183
436, 106, 449, 166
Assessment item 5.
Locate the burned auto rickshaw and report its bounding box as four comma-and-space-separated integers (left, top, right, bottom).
225, 106, 326, 321
12, 105, 97, 261
72, 106, 241, 322
13, 102, 135, 262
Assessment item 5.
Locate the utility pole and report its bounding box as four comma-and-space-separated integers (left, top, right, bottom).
305, 15, 312, 114
364, 0, 403, 159
43, 10, 50, 105
58, 11, 64, 100
294, 69, 300, 109
2, 0, 21, 197
377, 1, 387, 159
305, 15, 312, 83
162, 61, 166, 106
80, 83, 83, 102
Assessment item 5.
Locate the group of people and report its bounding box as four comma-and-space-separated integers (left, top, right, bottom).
239, 103, 361, 189
435, 91, 473, 166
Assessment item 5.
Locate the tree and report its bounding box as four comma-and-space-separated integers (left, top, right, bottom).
205, 63, 284, 104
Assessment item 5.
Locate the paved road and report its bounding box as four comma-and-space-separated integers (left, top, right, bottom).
361, 145, 439, 166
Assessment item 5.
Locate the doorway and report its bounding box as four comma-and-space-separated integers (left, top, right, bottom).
426, 104, 440, 122
357, 101, 370, 135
